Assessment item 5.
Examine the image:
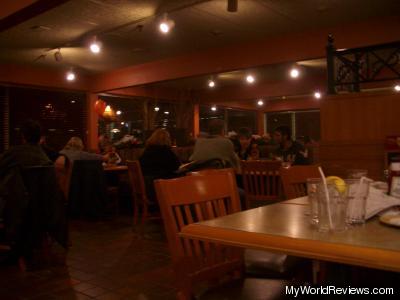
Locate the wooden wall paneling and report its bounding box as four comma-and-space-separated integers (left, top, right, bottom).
319, 91, 400, 180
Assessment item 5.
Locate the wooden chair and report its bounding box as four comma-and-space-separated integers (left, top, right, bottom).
126, 160, 160, 225
241, 160, 282, 208
155, 169, 244, 299
280, 165, 321, 199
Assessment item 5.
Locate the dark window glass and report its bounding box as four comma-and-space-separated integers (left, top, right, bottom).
227, 109, 256, 134
199, 105, 225, 134
266, 112, 292, 135
8, 87, 86, 151
295, 111, 320, 142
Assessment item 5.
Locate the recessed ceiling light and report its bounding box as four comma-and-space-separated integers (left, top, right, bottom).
208, 80, 215, 88
90, 37, 101, 54
211, 105, 217, 111
395, 85, 400, 92
154, 106, 160, 111
70, 100, 76, 104
66, 70, 76, 81
314, 91, 322, 99
121, 122, 125, 125
164, 111, 169, 114
159, 14, 174, 34
290, 68, 300, 78
257, 99, 264, 106
246, 75, 255, 84
116, 110, 122, 115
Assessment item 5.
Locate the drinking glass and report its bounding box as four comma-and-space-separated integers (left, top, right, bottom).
346, 178, 370, 225
306, 178, 320, 226
317, 183, 349, 232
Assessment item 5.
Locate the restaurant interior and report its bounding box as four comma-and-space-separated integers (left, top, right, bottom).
1, 0, 400, 299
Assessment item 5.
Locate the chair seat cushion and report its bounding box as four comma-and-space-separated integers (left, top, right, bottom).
244, 249, 301, 278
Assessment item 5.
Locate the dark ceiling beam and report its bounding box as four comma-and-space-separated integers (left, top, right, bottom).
106, 86, 192, 103
0, 0, 70, 32
90, 16, 400, 93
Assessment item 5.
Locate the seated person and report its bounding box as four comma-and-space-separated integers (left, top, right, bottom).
272, 126, 310, 165
56, 137, 104, 167
232, 127, 260, 161
0, 120, 53, 264
190, 119, 240, 172
139, 128, 180, 180
0, 120, 51, 170
139, 129, 180, 204
39, 135, 60, 162
103, 145, 121, 166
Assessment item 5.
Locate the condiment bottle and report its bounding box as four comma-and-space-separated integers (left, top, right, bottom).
388, 162, 400, 198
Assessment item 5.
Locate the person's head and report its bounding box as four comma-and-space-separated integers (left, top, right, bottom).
21, 120, 42, 145
237, 127, 252, 149
146, 128, 172, 147
208, 119, 225, 136
273, 126, 291, 144
64, 137, 84, 151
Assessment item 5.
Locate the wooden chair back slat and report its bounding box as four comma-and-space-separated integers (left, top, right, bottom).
155, 169, 243, 299
241, 160, 282, 208
280, 165, 321, 199
127, 160, 162, 225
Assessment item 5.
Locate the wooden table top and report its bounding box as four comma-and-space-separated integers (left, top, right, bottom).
181, 201, 400, 272
103, 165, 128, 172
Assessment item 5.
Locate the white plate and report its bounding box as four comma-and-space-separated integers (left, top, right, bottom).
380, 213, 400, 228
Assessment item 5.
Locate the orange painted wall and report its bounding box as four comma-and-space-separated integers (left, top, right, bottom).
0, 64, 91, 91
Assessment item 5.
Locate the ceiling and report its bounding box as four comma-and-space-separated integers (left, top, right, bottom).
0, 0, 398, 76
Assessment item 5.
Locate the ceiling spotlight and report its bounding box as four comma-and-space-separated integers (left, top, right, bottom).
395, 85, 400, 92
116, 110, 122, 115
290, 68, 300, 78
90, 36, 101, 54
246, 75, 255, 84
211, 105, 217, 111
314, 91, 322, 99
159, 14, 174, 34
208, 80, 215, 88
164, 111, 170, 114
121, 122, 125, 125
54, 48, 62, 62
70, 100, 76, 104
257, 99, 264, 106
154, 106, 160, 111
66, 70, 76, 81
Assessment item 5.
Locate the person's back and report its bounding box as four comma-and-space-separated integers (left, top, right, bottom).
190, 136, 239, 169
190, 119, 240, 171
0, 120, 51, 173
140, 144, 180, 179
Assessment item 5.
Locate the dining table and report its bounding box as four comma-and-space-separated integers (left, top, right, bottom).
180, 198, 400, 273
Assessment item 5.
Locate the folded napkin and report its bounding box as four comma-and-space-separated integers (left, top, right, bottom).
366, 184, 400, 219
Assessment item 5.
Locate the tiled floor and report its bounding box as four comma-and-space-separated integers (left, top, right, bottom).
0, 217, 176, 300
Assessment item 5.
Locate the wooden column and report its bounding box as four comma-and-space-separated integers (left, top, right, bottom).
193, 104, 200, 138
86, 92, 98, 151
257, 110, 265, 135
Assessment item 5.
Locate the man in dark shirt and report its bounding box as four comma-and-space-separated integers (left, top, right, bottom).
273, 126, 309, 165
0, 120, 51, 171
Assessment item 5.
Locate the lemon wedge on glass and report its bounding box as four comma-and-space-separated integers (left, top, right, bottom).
326, 176, 347, 194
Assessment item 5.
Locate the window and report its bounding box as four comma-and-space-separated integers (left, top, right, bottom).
266, 110, 320, 142
7, 86, 86, 151
200, 105, 256, 135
